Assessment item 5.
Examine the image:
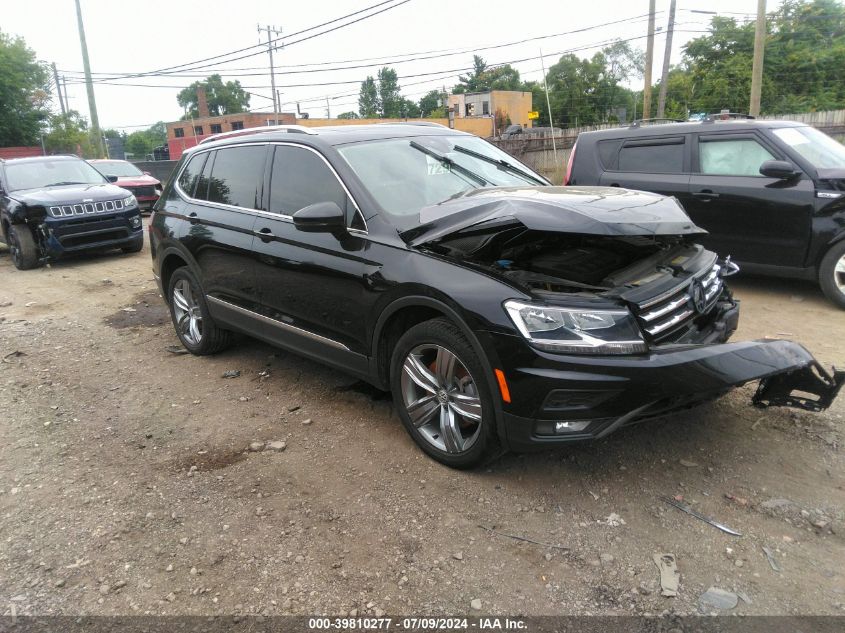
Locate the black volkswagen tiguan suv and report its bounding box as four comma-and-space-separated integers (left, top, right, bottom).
150, 124, 842, 468
0, 155, 144, 269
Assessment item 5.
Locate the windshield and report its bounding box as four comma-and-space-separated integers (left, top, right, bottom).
337, 135, 545, 228
772, 126, 845, 170
91, 160, 143, 177
5, 158, 108, 191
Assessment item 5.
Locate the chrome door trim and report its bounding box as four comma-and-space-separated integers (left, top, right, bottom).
206, 295, 350, 352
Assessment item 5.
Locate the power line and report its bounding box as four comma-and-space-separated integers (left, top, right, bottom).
79, 0, 414, 84
61, 11, 658, 81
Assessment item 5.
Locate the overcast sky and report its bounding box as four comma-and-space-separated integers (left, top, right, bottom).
3, 0, 781, 130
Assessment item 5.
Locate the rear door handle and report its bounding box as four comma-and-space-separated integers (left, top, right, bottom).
693, 190, 720, 201
256, 227, 275, 242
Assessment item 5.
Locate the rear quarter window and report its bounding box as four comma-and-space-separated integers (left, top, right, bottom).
617, 137, 685, 173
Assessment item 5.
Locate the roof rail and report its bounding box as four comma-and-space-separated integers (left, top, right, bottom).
702, 112, 756, 122
380, 121, 448, 128
629, 118, 685, 128
198, 124, 317, 145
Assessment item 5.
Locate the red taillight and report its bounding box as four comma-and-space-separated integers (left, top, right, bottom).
564, 139, 577, 185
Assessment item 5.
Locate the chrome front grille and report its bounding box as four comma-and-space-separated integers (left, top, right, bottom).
635, 263, 723, 343
49, 199, 124, 217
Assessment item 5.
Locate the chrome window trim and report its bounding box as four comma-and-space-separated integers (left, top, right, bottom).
172, 141, 368, 234
206, 295, 350, 352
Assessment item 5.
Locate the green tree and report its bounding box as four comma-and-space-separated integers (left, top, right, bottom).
44, 110, 97, 156
358, 76, 379, 118
177, 74, 249, 118
454, 55, 524, 93
0, 30, 50, 146
337, 111, 359, 119
124, 121, 166, 157
418, 90, 442, 117
664, 0, 845, 116
377, 67, 402, 118
400, 98, 420, 118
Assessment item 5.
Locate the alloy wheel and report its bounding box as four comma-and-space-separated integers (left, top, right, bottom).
400, 344, 483, 454
171, 278, 203, 346
8, 231, 20, 268
835, 253, 845, 294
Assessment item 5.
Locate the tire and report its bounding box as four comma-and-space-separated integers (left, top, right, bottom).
389, 317, 499, 469
8, 224, 40, 270
167, 267, 233, 355
122, 239, 144, 254
819, 240, 845, 310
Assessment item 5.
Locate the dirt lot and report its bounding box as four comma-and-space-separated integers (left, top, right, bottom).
1, 226, 843, 618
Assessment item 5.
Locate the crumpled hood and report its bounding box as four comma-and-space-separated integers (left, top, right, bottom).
400, 186, 707, 246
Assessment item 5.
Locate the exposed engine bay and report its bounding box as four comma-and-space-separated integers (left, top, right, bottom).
429, 226, 712, 298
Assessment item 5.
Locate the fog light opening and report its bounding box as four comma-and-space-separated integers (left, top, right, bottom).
130, 215, 142, 229
554, 420, 590, 434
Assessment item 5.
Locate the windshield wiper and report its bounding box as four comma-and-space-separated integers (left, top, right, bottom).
409, 141, 488, 186
45, 181, 86, 187
452, 144, 547, 185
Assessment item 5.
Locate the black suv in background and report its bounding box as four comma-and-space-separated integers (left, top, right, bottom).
0, 155, 144, 269
566, 118, 845, 308
150, 124, 841, 468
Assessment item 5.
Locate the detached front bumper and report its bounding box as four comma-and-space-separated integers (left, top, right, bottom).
490, 334, 843, 451
41, 210, 143, 257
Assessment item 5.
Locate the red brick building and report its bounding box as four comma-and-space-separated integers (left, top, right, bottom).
166, 88, 295, 159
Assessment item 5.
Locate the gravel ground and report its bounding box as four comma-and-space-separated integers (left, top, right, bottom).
0, 227, 843, 617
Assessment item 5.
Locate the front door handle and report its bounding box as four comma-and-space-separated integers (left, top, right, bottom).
188, 211, 199, 224
256, 227, 275, 242
693, 190, 720, 202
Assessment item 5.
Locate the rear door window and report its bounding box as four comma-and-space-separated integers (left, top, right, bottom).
698, 136, 775, 176
206, 145, 267, 209
617, 137, 685, 173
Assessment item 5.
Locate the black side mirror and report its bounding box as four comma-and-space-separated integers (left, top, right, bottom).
760, 160, 799, 180
292, 201, 345, 232
106, 175, 119, 183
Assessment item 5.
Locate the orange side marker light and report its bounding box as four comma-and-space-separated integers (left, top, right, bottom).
494, 369, 511, 403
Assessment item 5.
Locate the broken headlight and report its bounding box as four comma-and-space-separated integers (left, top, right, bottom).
504, 300, 647, 355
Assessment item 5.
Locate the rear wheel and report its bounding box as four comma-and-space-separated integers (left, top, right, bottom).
8, 224, 40, 270
819, 241, 845, 309
390, 318, 499, 469
167, 267, 232, 354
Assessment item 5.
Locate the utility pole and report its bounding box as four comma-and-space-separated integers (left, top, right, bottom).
258, 24, 282, 125
539, 48, 557, 164
749, 0, 767, 117
52, 62, 67, 116
656, 0, 676, 119
326, 97, 331, 119
642, 0, 656, 121
61, 75, 70, 114
74, 0, 104, 157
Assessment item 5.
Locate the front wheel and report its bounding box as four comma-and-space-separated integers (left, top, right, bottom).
167, 267, 232, 355
8, 224, 40, 270
819, 241, 845, 310
390, 317, 499, 469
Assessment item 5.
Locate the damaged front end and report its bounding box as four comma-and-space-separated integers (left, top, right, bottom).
406, 186, 842, 438
754, 362, 845, 412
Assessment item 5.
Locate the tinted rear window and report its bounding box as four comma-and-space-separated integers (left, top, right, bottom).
597, 139, 622, 169
206, 145, 266, 209
618, 139, 684, 173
